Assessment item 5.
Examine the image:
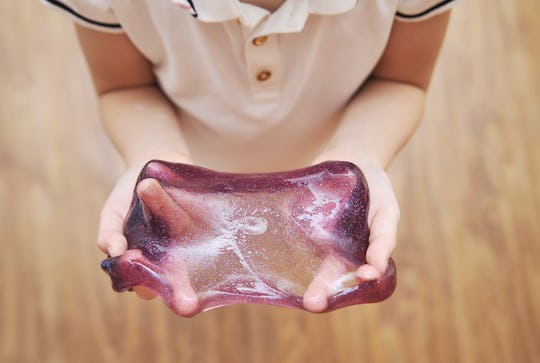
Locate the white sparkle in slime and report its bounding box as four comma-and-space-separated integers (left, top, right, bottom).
168, 197, 284, 300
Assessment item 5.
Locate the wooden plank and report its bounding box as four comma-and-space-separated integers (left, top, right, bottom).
1, 0, 538, 362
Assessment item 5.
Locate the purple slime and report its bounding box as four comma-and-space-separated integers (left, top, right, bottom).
101, 160, 396, 316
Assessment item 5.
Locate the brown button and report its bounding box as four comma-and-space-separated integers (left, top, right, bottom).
256, 70, 272, 82
252, 36, 268, 46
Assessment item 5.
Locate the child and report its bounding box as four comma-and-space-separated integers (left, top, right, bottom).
43, 0, 458, 314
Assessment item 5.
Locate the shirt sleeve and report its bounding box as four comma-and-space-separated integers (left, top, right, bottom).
395, 0, 460, 22
41, 0, 123, 32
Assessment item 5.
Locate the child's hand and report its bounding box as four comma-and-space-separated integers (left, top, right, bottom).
97, 151, 193, 300
303, 160, 399, 312
354, 162, 400, 279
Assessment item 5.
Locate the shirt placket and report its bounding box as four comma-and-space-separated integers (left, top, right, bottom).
242, 27, 282, 102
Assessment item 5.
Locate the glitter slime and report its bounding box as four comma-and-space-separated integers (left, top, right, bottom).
101, 160, 396, 316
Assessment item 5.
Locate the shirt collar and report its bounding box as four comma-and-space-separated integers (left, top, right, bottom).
172, 0, 357, 33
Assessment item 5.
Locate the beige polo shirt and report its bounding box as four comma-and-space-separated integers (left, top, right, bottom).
43, 0, 459, 171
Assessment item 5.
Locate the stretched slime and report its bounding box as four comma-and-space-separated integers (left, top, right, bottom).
101, 160, 396, 316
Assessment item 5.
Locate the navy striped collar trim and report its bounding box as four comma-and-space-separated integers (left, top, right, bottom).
45, 0, 122, 29
396, 0, 455, 19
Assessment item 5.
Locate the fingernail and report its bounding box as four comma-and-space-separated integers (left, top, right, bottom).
108, 245, 122, 258
357, 265, 380, 281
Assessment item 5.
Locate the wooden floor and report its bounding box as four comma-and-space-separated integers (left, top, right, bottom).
1, 1, 539, 362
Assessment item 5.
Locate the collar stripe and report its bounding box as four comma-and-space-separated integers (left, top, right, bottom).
44, 0, 122, 29
396, 0, 455, 19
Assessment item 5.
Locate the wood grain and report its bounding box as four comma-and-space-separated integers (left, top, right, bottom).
1, 1, 539, 362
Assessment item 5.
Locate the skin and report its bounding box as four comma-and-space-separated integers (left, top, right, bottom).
240, 0, 284, 12
75, 8, 451, 314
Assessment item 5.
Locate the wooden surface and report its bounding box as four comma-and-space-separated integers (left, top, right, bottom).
1, 1, 539, 362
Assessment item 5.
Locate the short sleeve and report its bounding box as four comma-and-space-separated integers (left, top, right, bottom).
395, 0, 460, 22
41, 0, 123, 32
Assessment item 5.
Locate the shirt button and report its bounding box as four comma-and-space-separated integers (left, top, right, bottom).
252, 36, 268, 46
256, 70, 272, 82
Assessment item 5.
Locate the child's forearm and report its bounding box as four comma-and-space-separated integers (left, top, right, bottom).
74, 25, 189, 166
98, 85, 193, 167
319, 77, 426, 169
320, 12, 451, 169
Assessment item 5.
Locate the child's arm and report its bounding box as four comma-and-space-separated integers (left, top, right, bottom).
321, 12, 451, 168
75, 25, 193, 258
304, 12, 451, 311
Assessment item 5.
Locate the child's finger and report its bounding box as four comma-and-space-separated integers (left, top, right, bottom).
97, 174, 134, 256
356, 264, 381, 281
172, 278, 199, 317
136, 178, 193, 236
98, 208, 127, 256
303, 255, 349, 312
364, 203, 400, 275
133, 286, 157, 300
